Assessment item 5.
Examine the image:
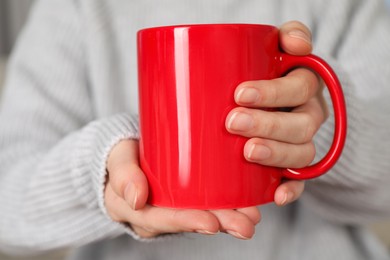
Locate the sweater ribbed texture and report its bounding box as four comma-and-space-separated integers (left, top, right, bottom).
0, 0, 390, 259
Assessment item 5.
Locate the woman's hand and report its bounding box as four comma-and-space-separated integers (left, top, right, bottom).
104, 139, 261, 240
225, 21, 329, 206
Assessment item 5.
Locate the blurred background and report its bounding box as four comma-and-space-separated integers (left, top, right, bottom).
0, 0, 390, 259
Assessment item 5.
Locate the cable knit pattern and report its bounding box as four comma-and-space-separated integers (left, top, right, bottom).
0, 0, 390, 259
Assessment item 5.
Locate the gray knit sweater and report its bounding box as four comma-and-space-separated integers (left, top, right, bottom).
1, 0, 390, 259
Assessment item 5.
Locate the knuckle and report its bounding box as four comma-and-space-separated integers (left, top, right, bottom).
304, 142, 317, 166
301, 114, 317, 143
260, 113, 281, 138
267, 82, 280, 105
301, 78, 312, 103
295, 70, 312, 103
257, 80, 279, 106
291, 68, 319, 104
273, 147, 290, 166
295, 142, 316, 168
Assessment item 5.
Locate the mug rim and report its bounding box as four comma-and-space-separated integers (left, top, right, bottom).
137, 23, 277, 34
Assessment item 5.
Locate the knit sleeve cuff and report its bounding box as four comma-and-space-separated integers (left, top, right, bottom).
71, 113, 150, 241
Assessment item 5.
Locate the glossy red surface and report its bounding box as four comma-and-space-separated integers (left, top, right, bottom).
138, 24, 346, 209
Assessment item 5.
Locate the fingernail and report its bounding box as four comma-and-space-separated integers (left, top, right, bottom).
196, 230, 219, 235
236, 88, 259, 104
226, 230, 251, 240
288, 30, 311, 45
124, 182, 138, 210
280, 191, 294, 206
227, 112, 254, 131
247, 144, 271, 161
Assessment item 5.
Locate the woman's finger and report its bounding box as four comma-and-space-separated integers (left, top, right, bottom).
234, 68, 320, 108
209, 209, 258, 240
226, 104, 324, 145
243, 138, 316, 168
274, 180, 305, 206
235, 207, 262, 225
105, 181, 220, 238
279, 20, 312, 55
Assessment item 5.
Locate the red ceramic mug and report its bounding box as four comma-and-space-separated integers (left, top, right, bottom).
137, 24, 347, 209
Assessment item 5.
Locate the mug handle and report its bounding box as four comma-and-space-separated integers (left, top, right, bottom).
278, 53, 347, 180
